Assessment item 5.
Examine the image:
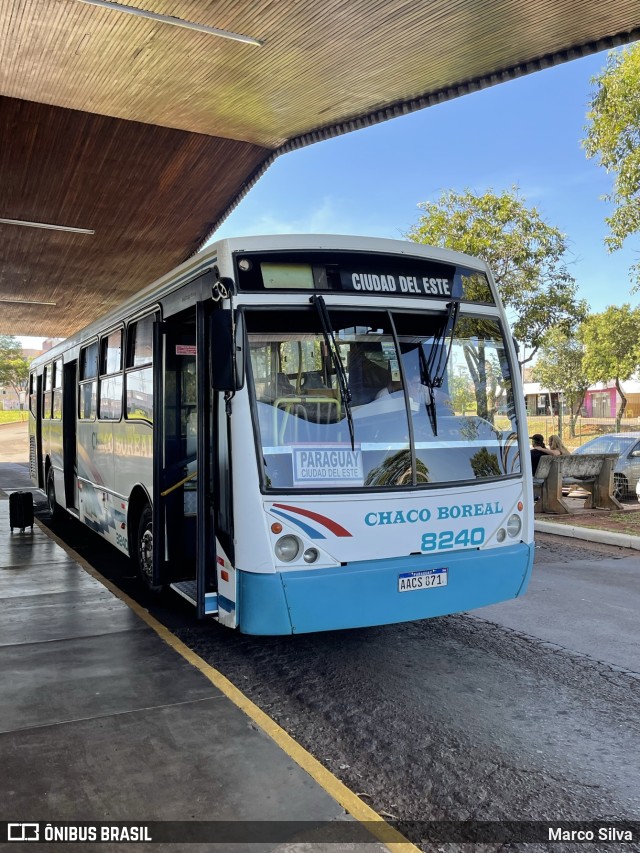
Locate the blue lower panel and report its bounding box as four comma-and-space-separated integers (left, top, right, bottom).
238, 543, 534, 635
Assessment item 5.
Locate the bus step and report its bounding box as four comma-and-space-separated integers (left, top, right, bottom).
170, 581, 218, 615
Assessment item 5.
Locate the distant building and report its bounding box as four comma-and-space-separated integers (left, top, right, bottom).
522, 383, 562, 416
523, 380, 640, 419
42, 338, 63, 351
21, 348, 43, 360
582, 380, 640, 419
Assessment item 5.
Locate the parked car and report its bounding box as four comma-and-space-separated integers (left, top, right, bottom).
572, 433, 640, 500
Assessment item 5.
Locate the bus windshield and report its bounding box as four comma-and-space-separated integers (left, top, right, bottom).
246, 307, 520, 491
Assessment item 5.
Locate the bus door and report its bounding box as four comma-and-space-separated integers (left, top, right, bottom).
62, 360, 78, 510
153, 304, 217, 617
35, 373, 44, 488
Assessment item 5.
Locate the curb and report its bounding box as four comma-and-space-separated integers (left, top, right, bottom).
535, 520, 640, 551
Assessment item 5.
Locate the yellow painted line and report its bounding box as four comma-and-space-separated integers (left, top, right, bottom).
36, 519, 421, 853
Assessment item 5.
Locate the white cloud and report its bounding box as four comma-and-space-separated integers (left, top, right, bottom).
212, 196, 397, 243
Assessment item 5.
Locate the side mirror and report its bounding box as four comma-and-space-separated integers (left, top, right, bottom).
210, 310, 245, 392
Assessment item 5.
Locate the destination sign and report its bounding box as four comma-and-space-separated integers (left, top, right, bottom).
341, 270, 451, 297
292, 446, 364, 487
234, 249, 495, 304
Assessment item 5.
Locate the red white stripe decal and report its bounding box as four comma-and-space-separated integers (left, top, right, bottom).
272, 503, 352, 537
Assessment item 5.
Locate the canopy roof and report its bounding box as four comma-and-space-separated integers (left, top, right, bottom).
1, 0, 639, 335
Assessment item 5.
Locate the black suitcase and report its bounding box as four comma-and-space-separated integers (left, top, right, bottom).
10, 490, 34, 532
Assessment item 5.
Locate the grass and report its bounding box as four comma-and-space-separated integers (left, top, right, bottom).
0, 411, 28, 424
605, 511, 640, 535
550, 505, 640, 536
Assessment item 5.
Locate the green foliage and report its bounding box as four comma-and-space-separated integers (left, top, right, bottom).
582, 304, 640, 382
0, 335, 30, 408
581, 304, 640, 427
583, 45, 640, 289
406, 188, 587, 360
0, 411, 28, 423
533, 327, 590, 436
365, 450, 429, 486
449, 369, 475, 415
469, 447, 501, 478
0, 335, 21, 370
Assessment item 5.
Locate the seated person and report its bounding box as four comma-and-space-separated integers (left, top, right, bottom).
348, 343, 392, 405
530, 433, 548, 475
547, 434, 571, 456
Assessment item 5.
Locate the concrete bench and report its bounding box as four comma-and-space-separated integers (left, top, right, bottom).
533, 453, 622, 514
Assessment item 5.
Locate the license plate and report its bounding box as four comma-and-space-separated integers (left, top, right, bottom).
398, 567, 448, 592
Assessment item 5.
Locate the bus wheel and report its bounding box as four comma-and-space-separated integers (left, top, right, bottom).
136, 504, 161, 592
47, 469, 60, 519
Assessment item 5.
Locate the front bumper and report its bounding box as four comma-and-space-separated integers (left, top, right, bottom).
237, 542, 534, 635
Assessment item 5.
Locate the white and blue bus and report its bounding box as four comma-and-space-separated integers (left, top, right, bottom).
29, 234, 534, 633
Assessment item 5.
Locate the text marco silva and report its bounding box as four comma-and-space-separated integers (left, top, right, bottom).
549, 826, 633, 842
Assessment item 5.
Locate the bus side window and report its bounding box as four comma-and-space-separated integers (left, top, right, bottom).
29, 372, 37, 416
52, 359, 63, 420
43, 364, 53, 419
99, 329, 123, 420
79, 341, 98, 420
125, 315, 154, 422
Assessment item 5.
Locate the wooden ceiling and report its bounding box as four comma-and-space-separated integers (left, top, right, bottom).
1, 0, 639, 336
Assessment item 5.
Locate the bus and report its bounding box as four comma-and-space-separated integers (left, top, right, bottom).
28, 234, 534, 633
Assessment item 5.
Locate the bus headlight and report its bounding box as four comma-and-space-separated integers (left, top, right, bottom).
303, 547, 319, 564
274, 535, 301, 562
496, 528, 506, 543
506, 514, 522, 538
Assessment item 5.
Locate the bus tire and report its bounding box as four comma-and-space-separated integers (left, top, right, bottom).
46, 469, 61, 520
135, 503, 161, 592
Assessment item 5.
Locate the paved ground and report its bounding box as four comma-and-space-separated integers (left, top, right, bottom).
0, 467, 392, 853
0, 421, 28, 463
12, 475, 636, 852
479, 532, 640, 672
3, 432, 640, 851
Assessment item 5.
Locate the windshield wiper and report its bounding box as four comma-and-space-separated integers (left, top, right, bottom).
417, 300, 461, 437
425, 299, 460, 387
418, 343, 438, 436
311, 294, 355, 450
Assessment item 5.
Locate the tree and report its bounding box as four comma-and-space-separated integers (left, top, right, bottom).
0, 335, 31, 409
405, 188, 588, 363
0, 335, 21, 365
449, 368, 475, 415
583, 44, 640, 290
365, 450, 429, 486
6, 356, 31, 409
581, 304, 640, 429
469, 447, 501, 479
533, 327, 590, 437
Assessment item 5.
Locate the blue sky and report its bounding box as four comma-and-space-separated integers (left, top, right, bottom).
20, 47, 638, 349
